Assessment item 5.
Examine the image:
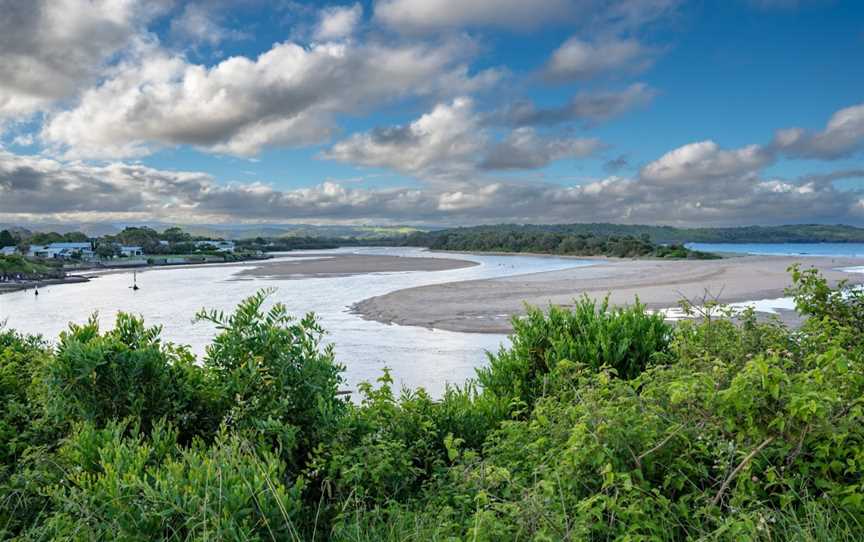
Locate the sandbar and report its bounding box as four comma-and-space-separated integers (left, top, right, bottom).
353, 255, 864, 333
235, 253, 478, 279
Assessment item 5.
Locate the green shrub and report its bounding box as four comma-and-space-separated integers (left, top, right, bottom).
196, 289, 346, 468
30, 420, 305, 541
43, 313, 219, 443
787, 264, 864, 335
0, 329, 49, 468
0, 329, 56, 537
312, 371, 443, 510
477, 296, 670, 412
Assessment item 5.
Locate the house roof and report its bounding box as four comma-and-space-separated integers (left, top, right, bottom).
47, 242, 92, 249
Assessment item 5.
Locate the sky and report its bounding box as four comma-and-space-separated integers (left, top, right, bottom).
0, 0, 863, 227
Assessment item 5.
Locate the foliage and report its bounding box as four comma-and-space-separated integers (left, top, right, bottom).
28, 421, 305, 542
0, 230, 16, 249
399, 225, 720, 259
1, 270, 863, 540
0, 255, 61, 280
43, 314, 220, 442
478, 297, 670, 411
24, 231, 89, 246
195, 290, 346, 467
402, 223, 864, 246
786, 263, 864, 335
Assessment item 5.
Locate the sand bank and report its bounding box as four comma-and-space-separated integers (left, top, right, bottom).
235, 253, 478, 279
0, 275, 90, 295
353, 255, 864, 333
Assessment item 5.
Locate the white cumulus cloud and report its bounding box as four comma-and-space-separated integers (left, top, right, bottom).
40, 38, 502, 159
771, 103, 864, 160
0, 0, 169, 121
542, 37, 654, 81
315, 4, 364, 40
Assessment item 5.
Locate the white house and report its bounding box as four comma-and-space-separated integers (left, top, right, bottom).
29, 242, 94, 260
0, 246, 17, 256
120, 245, 144, 257
195, 240, 236, 253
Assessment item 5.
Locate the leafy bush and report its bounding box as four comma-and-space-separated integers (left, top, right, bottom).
43, 313, 219, 443
477, 297, 670, 412
30, 420, 305, 541
787, 263, 864, 335
0, 329, 49, 469
196, 289, 346, 468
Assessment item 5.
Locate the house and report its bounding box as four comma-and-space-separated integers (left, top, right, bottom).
120, 245, 144, 257
27, 245, 49, 258
195, 240, 236, 253
0, 246, 17, 256
28, 242, 94, 260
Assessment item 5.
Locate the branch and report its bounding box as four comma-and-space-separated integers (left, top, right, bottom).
635, 425, 683, 468
712, 436, 775, 507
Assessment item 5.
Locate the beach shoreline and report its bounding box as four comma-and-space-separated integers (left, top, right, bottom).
234, 253, 479, 279
353, 255, 864, 333
0, 252, 480, 296
0, 275, 91, 295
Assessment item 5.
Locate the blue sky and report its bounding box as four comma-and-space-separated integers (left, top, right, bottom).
0, 0, 862, 226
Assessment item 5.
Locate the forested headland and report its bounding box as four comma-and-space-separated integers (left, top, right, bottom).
239, 223, 864, 258
399, 223, 864, 248
1, 268, 863, 540
400, 226, 720, 259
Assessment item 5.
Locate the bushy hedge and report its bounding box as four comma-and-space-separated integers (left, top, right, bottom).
1, 268, 862, 540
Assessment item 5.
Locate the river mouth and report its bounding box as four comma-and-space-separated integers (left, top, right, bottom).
0, 247, 593, 397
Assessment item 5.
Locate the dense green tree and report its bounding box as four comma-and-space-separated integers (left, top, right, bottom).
0, 230, 15, 248
160, 226, 192, 243
95, 241, 119, 259
27, 231, 87, 245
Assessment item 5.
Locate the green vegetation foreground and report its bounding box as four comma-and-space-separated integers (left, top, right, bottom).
1, 267, 863, 540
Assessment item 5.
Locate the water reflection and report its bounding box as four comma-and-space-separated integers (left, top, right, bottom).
0, 247, 594, 396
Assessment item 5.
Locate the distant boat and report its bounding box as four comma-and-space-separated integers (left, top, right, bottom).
131, 272, 140, 291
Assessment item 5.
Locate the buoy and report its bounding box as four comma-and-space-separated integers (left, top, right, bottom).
131, 272, 140, 291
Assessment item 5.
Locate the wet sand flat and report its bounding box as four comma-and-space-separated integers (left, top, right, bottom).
235, 253, 478, 279
353, 255, 864, 333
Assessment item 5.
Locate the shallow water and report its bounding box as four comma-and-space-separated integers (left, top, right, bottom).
0, 247, 594, 396
687, 242, 864, 258
666, 244, 864, 318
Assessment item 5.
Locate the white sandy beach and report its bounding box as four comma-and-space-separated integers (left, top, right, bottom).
352, 255, 864, 333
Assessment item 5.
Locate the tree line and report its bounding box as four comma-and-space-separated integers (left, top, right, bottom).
400, 226, 720, 259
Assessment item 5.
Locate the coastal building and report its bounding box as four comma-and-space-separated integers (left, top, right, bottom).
28, 242, 94, 261
0, 246, 17, 256
120, 245, 144, 257
195, 240, 236, 253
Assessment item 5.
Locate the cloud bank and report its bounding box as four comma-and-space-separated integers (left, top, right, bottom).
41, 37, 501, 159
